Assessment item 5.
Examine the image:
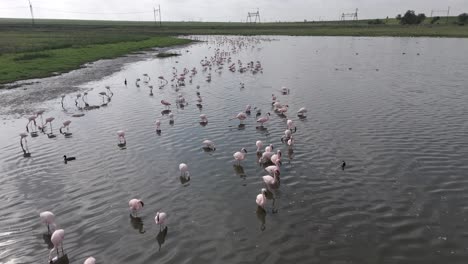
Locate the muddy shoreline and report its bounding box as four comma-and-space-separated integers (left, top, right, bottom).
0, 43, 193, 117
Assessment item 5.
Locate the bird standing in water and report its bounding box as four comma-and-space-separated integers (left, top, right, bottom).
341, 161, 346, 170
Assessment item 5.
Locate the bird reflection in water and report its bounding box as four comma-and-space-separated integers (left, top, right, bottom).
237, 124, 246, 130
233, 164, 246, 179
156, 226, 168, 251
49, 254, 69, 264
42, 233, 53, 249
130, 215, 146, 234
256, 207, 266, 231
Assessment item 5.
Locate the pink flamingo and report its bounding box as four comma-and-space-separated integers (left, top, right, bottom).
265, 165, 280, 176
271, 94, 277, 104
117, 130, 126, 145
84, 257, 96, 264
233, 148, 247, 165
259, 151, 274, 164
59, 120, 71, 135
129, 199, 144, 217
277, 105, 289, 115
256, 140, 263, 153
179, 163, 189, 177
36, 109, 45, 126
231, 112, 247, 124
281, 129, 292, 142
256, 113, 271, 128
48, 229, 65, 262
287, 119, 296, 132
40, 211, 56, 234
263, 169, 280, 190
245, 105, 251, 113
26, 115, 37, 133
161, 100, 171, 109
271, 150, 282, 167
155, 212, 167, 231
287, 136, 294, 147
44, 117, 55, 133
265, 144, 274, 153
256, 188, 267, 209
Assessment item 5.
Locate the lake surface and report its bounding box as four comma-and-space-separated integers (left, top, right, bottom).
1, 36, 468, 264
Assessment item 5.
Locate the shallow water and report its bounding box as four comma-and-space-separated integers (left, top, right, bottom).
1, 36, 468, 264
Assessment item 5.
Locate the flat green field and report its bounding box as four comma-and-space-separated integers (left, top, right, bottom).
1, 17, 467, 85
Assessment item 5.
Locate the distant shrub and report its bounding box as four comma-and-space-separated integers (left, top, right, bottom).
368, 19, 384, 25
459, 13, 468, 23
400, 10, 426, 25
430, 16, 440, 24
13, 53, 52, 61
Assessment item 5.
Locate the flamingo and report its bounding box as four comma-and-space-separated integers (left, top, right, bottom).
277, 105, 289, 115
281, 86, 290, 94
36, 109, 45, 126
297, 107, 307, 117
26, 115, 37, 133
265, 165, 280, 176
44, 117, 55, 134
256, 188, 267, 209
179, 163, 189, 177
48, 229, 65, 263
202, 140, 216, 151
75, 93, 82, 107
84, 257, 96, 264
168, 113, 174, 123
155, 212, 167, 231
231, 112, 247, 124
155, 120, 161, 132
60, 94, 66, 107
259, 151, 274, 164
98, 92, 109, 104
105, 86, 113, 97
281, 129, 292, 142
117, 130, 126, 144
245, 105, 251, 113
39, 211, 56, 234
256, 113, 270, 128
129, 199, 144, 217
161, 100, 171, 109
287, 119, 296, 132
287, 136, 294, 147
233, 148, 247, 165
263, 169, 280, 190
271, 150, 282, 167
265, 144, 274, 153
256, 140, 263, 153
59, 120, 71, 135
200, 114, 208, 124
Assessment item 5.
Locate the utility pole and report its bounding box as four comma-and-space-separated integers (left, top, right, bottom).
154, 5, 162, 27
28, 0, 35, 26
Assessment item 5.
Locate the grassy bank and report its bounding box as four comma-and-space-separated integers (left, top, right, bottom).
1, 17, 467, 85
0, 36, 191, 85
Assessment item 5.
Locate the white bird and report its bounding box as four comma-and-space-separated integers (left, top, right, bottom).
200, 114, 208, 124
297, 107, 307, 117
256, 188, 267, 209
40, 211, 56, 234
84, 257, 96, 264
233, 148, 247, 165
202, 140, 216, 150
256, 140, 263, 153
155, 212, 167, 230
155, 120, 161, 132
129, 199, 144, 216
179, 163, 189, 177
287, 119, 296, 132
282, 129, 292, 142
49, 229, 65, 262
117, 130, 126, 144
232, 112, 247, 124
245, 105, 251, 113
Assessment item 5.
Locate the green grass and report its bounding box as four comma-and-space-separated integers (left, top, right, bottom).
0, 17, 467, 85
0, 36, 191, 84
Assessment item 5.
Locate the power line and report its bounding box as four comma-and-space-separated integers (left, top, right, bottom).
34, 6, 153, 15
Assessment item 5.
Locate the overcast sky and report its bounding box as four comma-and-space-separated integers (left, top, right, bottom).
1, 0, 467, 22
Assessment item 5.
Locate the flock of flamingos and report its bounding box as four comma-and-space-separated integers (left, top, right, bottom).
16, 37, 341, 264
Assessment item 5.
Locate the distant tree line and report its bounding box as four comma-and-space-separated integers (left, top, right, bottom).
395, 10, 468, 25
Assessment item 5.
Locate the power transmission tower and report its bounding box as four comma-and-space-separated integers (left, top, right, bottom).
154, 5, 162, 26
340, 8, 358, 22
430, 6, 450, 23
28, 0, 35, 26
246, 9, 260, 23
